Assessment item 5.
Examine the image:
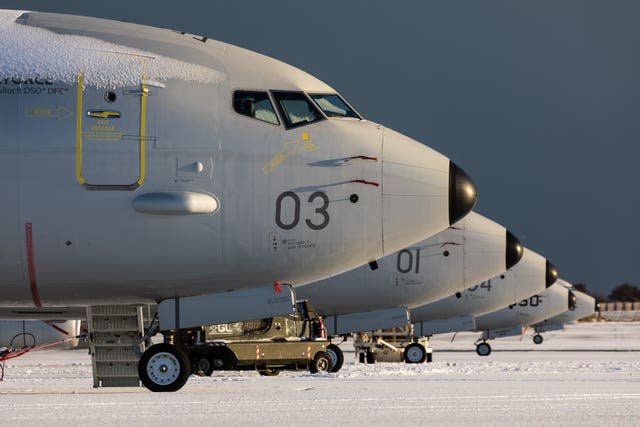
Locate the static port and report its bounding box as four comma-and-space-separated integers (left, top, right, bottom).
104, 91, 117, 103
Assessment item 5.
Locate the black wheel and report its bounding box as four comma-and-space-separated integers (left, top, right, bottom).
258, 368, 281, 376
138, 343, 191, 392
426, 351, 433, 363
208, 347, 237, 373
365, 350, 375, 364
193, 356, 214, 377
476, 342, 492, 356
326, 344, 344, 372
533, 334, 544, 345
358, 352, 365, 363
403, 343, 427, 364
309, 351, 333, 374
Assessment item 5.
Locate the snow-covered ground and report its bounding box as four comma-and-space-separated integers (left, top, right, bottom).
1, 322, 639, 426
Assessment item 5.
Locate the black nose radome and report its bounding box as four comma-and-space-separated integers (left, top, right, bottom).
449, 162, 477, 225
545, 260, 558, 288
568, 290, 577, 310
505, 230, 524, 270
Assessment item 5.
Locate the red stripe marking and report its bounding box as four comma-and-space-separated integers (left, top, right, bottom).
47, 322, 70, 336
350, 179, 379, 187
25, 222, 42, 307
344, 155, 378, 162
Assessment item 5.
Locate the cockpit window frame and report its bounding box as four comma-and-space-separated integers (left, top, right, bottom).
232, 89, 281, 127
308, 93, 363, 120
270, 90, 326, 130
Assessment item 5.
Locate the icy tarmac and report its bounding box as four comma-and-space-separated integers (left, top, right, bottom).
1, 322, 639, 426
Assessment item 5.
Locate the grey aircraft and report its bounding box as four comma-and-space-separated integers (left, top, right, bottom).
297, 211, 523, 335
472, 279, 578, 355
0, 10, 476, 391
531, 288, 596, 344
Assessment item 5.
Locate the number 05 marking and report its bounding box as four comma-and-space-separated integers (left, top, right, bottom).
275, 191, 330, 230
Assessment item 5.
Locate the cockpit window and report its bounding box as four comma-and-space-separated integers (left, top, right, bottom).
233, 91, 280, 125
310, 94, 361, 119
271, 91, 324, 129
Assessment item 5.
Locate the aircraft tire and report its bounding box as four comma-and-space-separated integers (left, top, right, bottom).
476, 342, 492, 356
326, 344, 344, 372
139, 343, 191, 392
358, 352, 365, 363
258, 368, 281, 376
403, 343, 427, 364
533, 334, 544, 345
309, 351, 333, 374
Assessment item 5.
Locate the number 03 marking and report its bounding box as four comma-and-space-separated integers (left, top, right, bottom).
275, 191, 330, 230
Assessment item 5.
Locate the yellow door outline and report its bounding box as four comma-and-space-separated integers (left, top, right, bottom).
75, 72, 147, 191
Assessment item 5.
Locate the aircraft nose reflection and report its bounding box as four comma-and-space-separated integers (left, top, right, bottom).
545, 260, 559, 287
505, 230, 524, 270
449, 162, 477, 225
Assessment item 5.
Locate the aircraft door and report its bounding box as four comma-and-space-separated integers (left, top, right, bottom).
76, 74, 149, 190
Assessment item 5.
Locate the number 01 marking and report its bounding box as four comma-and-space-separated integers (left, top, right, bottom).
275, 191, 329, 230
397, 249, 420, 274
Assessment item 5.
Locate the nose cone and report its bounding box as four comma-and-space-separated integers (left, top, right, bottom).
381, 128, 469, 255
449, 162, 477, 225
545, 260, 559, 287
568, 290, 577, 310
505, 230, 524, 269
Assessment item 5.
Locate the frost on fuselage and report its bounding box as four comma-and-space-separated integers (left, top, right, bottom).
0, 9, 225, 89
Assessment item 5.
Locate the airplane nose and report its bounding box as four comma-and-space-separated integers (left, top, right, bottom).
568, 290, 577, 310
545, 260, 558, 287
449, 162, 477, 225
505, 230, 524, 269
381, 128, 475, 255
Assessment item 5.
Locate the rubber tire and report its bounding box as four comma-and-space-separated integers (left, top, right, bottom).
309, 351, 333, 373
533, 334, 544, 345
194, 356, 214, 377
258, 368, 281, 376
209, 347, 237, 373
365, 350, 376, 364
403, 343, 427, 364
358, 352, 365, 363
476, 342, 492, 356
426, 351, 433, 363
139, 343, 191, 392
326, 344, 344, 372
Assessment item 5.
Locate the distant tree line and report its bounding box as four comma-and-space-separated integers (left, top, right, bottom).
574, 282, 640, 302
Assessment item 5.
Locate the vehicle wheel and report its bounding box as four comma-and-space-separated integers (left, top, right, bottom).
209, 347, 237, 373
194, 356, 214, 377
358, 352, 365, 363
426, 351, 433, 363
326, 344, 344, 372
365, 350, 376, 364
309, 351, 333, 374
533, 334, 544, 345
138, 343, 191, 392
403, 343, 427, 364
258, 368, 281, 376
476, 342, 492, 356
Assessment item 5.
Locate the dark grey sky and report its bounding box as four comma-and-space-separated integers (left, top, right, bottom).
2, 1, 638, 297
